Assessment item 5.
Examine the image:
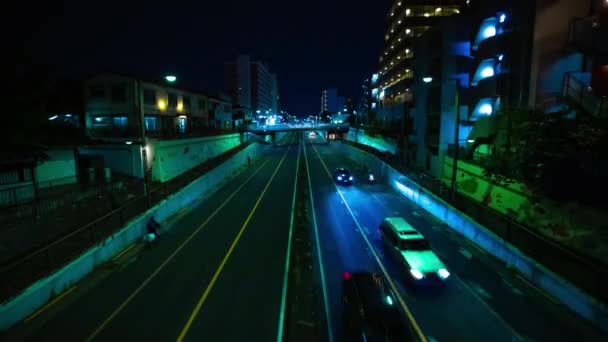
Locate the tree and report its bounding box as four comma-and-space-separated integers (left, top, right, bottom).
481, 110, 608, 204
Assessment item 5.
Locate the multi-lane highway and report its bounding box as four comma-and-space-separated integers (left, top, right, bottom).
4, 133, 301, 342
304, 133, 606, 342
3, 131, 606, 342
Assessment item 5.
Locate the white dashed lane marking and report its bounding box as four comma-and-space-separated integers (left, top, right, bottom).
458, 248, 473, 260
467, 280, 493, 300
502, 278, 524, 296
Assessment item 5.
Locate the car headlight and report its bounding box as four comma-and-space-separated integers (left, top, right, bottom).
369, 175, 374, 181
438, 268, 450, 279
410, 269, 424, 280
349, 176, 353, 180
337, 176, 343, 181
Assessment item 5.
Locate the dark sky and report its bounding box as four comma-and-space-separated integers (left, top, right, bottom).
16, 0, 387, 115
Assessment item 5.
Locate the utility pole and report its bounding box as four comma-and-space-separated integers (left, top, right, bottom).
136, 79, 151, 208
450, 80, 461, 202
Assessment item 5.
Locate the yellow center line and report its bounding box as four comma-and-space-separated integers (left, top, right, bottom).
25, 285, 77, 323
176, 139, 294, 342
111, 243, 137, 262
308, 141, 428, 342
84, 157, 272, 342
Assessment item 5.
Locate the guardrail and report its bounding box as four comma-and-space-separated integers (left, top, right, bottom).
563, 72, 608, 118
0, 141, 252, 302
247, 123, 349, 132
342, 138, 608, 304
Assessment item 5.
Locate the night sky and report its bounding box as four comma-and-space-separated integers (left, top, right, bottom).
16, 0, 387, 115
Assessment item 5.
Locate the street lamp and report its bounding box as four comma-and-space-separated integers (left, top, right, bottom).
165, 75, 177, 83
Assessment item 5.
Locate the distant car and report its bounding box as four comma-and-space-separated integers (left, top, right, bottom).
342, 272, 416, 341
380, 217, 450, 284
334, 168, 353, 184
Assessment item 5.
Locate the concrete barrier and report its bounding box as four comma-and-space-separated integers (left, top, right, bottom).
335, 142, 608, 332
0, 142, 271, 331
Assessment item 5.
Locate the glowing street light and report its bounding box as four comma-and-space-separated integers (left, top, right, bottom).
422, 77, 433, 83
165, 75, 177, 83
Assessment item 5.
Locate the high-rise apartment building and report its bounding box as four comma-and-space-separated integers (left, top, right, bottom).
226, 55, 279, 115
376, 0, 467, 127
321, 88, 345, 114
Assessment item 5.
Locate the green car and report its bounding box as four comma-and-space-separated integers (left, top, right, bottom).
380, 217, 450, 283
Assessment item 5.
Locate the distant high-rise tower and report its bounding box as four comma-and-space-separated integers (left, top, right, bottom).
226, 55, 279, 114
320, 88, 340, 113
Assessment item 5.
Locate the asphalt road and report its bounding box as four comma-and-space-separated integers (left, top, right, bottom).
4, 132, 300, 342
303, 135, 607, 342
4, 131, 606, 342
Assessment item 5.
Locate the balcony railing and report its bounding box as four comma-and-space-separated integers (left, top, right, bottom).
568, 16, 608, 56
87, 125, 240, 140
563, 72, 608, 118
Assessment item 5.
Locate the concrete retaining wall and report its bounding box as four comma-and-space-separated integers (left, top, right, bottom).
0, 142, 271, 331
346, 128, 397, 155
334, 142, 608, 331
151, 133, 250, 183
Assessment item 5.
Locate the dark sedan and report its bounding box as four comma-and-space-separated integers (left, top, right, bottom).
342, 272, 417, 341
334, 168, 354, 185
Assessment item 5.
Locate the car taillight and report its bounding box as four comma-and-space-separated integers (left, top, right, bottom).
343, 271, 351, 280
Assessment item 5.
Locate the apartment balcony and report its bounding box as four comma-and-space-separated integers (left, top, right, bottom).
568, 16, 608, 56
87, 126, 140, 139
87, 125, 237, 142
563, 72, 608, 118
476, 30, 517, 60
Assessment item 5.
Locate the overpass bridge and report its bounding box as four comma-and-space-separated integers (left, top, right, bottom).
247, 123, 350, 134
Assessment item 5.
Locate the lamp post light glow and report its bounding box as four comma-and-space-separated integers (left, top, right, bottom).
165, 75, 177, 83
423, 77, 433, 83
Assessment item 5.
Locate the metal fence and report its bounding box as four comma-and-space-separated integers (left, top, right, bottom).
0, 195, 148, 301
563, 72, 608, 119
0, 176, 79, 207
0, 141, 253, 302
343, 138, 608, 304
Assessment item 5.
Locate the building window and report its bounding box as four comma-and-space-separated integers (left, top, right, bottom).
168, 92, 178, 107
145, 116, 158, 131
111, 84, 126, 103
92, 116, 109, 126
88, 85, 105, 99
178, 117, 186, 133
113, 116, 128, 128
143, 89, 156, 104
182, 96, 191, 108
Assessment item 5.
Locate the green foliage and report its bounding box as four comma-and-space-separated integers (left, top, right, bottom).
480, 109, 608, 204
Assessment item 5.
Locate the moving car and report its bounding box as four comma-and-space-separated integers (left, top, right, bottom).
380, 217, 450, 284
342, 272, 416, 341
334, 168, 354, 184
